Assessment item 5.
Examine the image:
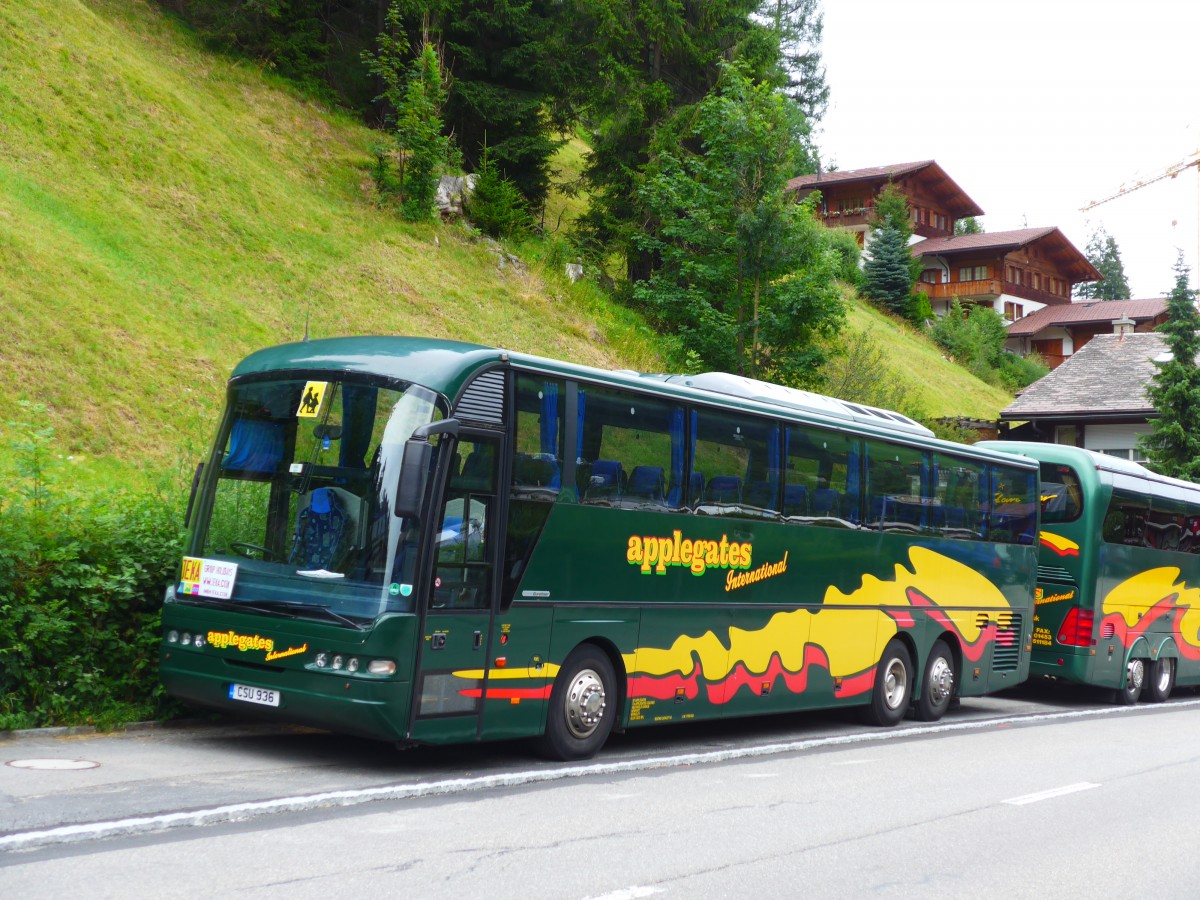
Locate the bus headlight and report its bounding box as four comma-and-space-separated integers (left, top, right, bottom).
167, 630, 180, 644
315, 652, 328, 668
367, 659, 396, 675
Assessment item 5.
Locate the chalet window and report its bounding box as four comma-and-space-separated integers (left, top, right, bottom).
1034, 273, 1042, 290
974, 265, 987, 280
958, 267, 972, 282
922, 269, 941, 284
1004, 301, 1022, 321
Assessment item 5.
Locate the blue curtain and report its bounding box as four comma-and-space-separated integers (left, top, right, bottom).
575, 390, 587, 461
224, 419, 283, 473
667, 406, 685, 507
540, 382, 559, 456
340, 384, 378, 469
767, 425, 781, 493
846, 441, 861, 524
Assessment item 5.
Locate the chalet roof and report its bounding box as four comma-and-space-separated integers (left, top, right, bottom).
785, 160, 985, 217
1000, 332, 1165, 420
1007, 297, 1167, 337
914, 227, 1102, 284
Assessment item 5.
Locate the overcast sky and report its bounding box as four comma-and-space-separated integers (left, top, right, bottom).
816, 0, 1200, 298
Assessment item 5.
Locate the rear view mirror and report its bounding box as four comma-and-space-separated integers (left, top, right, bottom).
394, 419, 460, 518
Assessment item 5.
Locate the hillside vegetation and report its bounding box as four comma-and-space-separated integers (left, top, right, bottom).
2, 0, 1010, 482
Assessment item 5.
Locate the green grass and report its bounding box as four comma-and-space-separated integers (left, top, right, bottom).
842, 302, 1013, 420
1, 0, 1014, 486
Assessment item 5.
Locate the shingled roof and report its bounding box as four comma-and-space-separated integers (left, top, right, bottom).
1001, 332, 1165, 420
785, 160, 985, 217
1007, 297, 1168, 337
914, 227, 1101, 284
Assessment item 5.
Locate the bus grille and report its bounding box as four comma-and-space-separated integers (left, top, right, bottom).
991, 612, 1023, 672
1037, 564, 1074, 583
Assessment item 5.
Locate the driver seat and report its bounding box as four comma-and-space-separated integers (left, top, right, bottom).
290, 487, 348, 570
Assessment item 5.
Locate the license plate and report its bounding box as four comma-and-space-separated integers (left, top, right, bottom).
229, 683, 280, 707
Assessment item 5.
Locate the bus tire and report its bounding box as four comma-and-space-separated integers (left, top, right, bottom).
538, 645, 616, 761
1115, 657, 1145, 705
915, 640, 955, 722
1146, 657, 1175, 703
860, 639, 912, 727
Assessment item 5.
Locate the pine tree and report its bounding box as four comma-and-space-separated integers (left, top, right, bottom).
1075, 225, 1131, 299
861, 224, 915, 319
1139, 253, 1200, 478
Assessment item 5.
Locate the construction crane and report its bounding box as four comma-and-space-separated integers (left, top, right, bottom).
1081, 150, 1200, 212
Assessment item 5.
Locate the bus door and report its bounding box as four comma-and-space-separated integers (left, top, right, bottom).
410, 433, 502, 744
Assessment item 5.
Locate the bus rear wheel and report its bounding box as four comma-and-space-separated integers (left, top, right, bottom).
1146, 657, 1175, 703
916, 640, 955, 722
860, 639, 912, 727
538, 645, 616, 761
1116, 657, 1145, 705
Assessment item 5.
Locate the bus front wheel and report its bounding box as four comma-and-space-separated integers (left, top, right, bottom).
1146, 657, 1175, 703
538, 645, 616, 761
860, 639, 912, 727
915, 640, 955, 722
1116, 658, 1145, 705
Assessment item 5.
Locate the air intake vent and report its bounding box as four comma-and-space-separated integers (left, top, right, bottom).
1037, 564, 1075, 583
456, 369, 506, 426
1101, 621, 1115, 639
992, 612, 1022, 671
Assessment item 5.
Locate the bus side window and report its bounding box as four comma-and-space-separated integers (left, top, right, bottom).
577, 386, 680, 510
784, 425, 858, 528
512, 375, 565, 501
692, 408, 776, 519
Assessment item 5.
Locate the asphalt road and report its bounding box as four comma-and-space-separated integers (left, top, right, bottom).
6, 683, 1200, 900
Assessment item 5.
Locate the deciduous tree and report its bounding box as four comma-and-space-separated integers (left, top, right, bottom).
632, 62, 842, 383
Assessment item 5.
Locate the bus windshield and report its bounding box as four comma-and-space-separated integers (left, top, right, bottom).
181, 375, 443, 625
1039, 461, 1083, 524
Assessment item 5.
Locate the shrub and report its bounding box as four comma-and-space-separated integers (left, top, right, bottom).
467, 150, 535, 239
0, 404, 185, 729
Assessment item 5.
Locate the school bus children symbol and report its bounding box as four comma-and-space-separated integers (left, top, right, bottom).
296, 381, 328, 418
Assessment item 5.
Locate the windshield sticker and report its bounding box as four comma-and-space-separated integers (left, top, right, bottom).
296, 381, 328, 418
180, 557, 239, 600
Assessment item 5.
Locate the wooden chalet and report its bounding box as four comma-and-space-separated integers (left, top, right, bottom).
911, 227, 1101, 321
785, 160, 983, 245
1004, 297, 1167, 369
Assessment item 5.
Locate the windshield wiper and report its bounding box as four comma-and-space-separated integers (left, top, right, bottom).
181, 596, 366, 630
243, 598, 367, 630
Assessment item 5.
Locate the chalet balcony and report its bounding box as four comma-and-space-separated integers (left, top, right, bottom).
820, 208, 871, 229
916, 278, 1002, 302
1002, 280, 1065, 307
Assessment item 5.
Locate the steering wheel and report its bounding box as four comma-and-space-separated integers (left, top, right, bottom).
230, 541, 278, 561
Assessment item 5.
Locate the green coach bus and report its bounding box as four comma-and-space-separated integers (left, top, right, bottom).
162, 337, 1038, 759
981, 441, 1200, 704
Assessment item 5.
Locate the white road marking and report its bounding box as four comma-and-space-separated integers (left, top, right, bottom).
585, 887, 664, 900
5, 698, 1198, 853
1002, 782, 1100, 806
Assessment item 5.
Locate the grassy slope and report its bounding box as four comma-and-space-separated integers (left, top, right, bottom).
0, 0, 1011, 482
842, 302, 1013, 420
